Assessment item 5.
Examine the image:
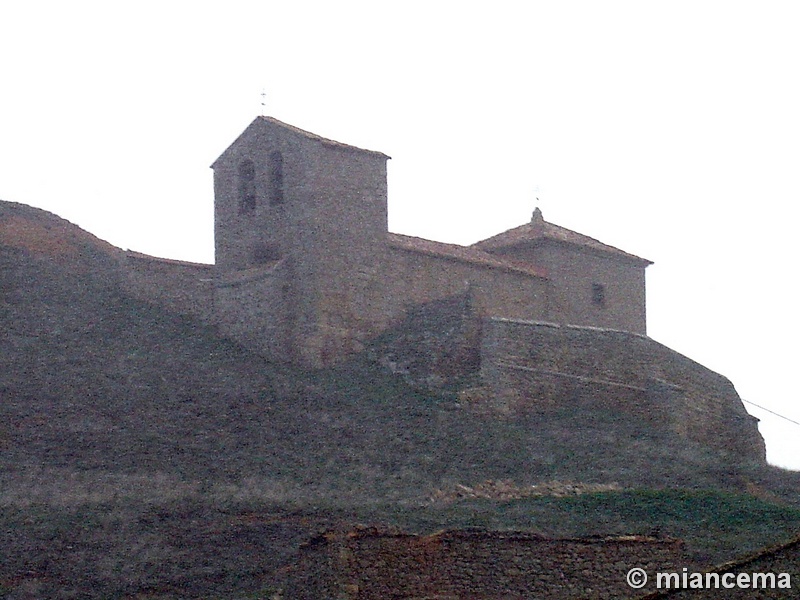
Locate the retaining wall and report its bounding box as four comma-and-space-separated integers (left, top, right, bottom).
480, 318, 766, 464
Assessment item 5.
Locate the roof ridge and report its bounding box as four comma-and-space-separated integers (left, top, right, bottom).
258, 116, 390, 158
387, 232, 548, 279
472, 216, 652, 265
212, 116, 390, 168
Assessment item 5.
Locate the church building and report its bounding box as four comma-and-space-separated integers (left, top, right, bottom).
118, 116, 764, 463
208, 116, 651, 366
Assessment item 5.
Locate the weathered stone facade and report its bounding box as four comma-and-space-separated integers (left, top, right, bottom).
284, 528, 800, 599
480, 318, 766, 464
123, 251, 214, 322
212, 117, 391, 364
474, 207, 649, 333
283, 527, 693, 599
116, 115, 765, 465
208, 116, 650, 366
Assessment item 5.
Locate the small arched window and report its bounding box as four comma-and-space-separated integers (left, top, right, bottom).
591, 283, 606, 308
238, 159, 257, 214
268, 150, 284, 206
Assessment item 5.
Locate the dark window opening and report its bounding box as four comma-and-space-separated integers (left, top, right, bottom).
268, 150, 284, 206
238, 159, 257, 213
252, 243, 282, 265
592, 283, 606, 307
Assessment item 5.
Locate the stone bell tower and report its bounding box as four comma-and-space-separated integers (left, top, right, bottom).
210, 116, 390, 366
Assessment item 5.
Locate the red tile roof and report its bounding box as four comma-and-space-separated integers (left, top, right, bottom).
387, 233, 548, 279
472, 208, 652, 266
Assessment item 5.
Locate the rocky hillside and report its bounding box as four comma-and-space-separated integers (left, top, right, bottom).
2, 200, 799, 598
0, 199, 767, 498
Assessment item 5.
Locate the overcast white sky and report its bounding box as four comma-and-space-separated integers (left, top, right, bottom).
2, 1, 799, 470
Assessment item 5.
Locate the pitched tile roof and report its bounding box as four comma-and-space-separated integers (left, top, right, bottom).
472, 208, 652, 266
212, 116, 390, 167
387, 232, 548, 279
257, 116, 390, 158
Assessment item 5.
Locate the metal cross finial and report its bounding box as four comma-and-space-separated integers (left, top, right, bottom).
261, 89, 267, 116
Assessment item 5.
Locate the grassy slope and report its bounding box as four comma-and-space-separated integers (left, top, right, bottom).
3, 491, 799, 598
2, 201, 800, 598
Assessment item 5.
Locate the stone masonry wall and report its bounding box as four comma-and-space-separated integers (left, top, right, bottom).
380, 245, 550, 328
480, 318, 766, 464
493, 241, 648, 335
368, 292, 481, 389
122, 251, 214, 322
214, 259, 292, 361
212, 117, 390, 367
642, 536, 799, 598
284, 528, 692, 599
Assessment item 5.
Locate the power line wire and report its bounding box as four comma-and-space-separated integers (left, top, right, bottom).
742, 398, 800, 426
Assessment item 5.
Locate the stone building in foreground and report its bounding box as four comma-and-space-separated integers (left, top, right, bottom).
284, 527, 799, 599
283, 527, 692, 599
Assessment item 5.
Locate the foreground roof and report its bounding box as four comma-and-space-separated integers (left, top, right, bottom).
640, 533, 800, 598
473, 208, 652, 266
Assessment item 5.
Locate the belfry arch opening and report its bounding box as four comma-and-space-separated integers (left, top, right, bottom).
237, 158, 257, 213
268, 150, 284, 206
